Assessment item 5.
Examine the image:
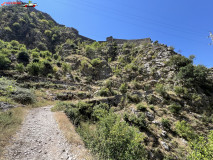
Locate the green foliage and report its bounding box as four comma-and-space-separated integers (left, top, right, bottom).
137, 103, 147, 111
44, 30, 52, 37
17, 51, 29, 64
161, 118, 171, 129
62, 63, 71, 74
51, 101, 69, 112
91, 58, 102, 67
177, 64, 194, 86
78, 113, 147, 160
124, 112, 147, 129
155, 83, 166, 96
119, 83, 128, 94
98, 87, 111, 97
174, 86, 188, 95
65, 102, 93, 125
0, 54, 11, 70
167, 55, 192, 70
0, 77, 35, 104
169, 103, 182, 114
188, 131, 213, 160
127, 94, 141, 104
15, 63, 25, 73
27, 62, 40, 76
12, 88, 35, 104
4, 27, 12, 32
175, 120, 196, 141
12, 22, 20, 30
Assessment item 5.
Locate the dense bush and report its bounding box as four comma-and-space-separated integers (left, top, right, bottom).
161, 118, 171, 129
119, 83, 128, 95
169, 103, 182, 114
27, 62, 40, 76
78, 113, 147, 160
175, 120, 196, 141
12, 88, 35, 104
124, 112, 147, 129
188, 131, 213, 160
167, 55, 192, 70
155, 83, 166, 96
17, 51, 29, 64
65, 102, 93, 125
0, 54, 11, 70
174, 86, 188, 95
127, 94, 141, 104
91, 58, 102, 67
137, 103, 147, 111
15, 63, 25, 73
98, 87, 111, 97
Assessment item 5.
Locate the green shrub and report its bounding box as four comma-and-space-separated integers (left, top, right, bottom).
27, 62, 40, 76
174, 86, 188, 95
51, 101, 69, 112
44, 30, 52, 37
12, 22, 20, 30
169, 103, 182, 114
17, 51, 29, 64
98, 87, 111, 97
161, 118, 171, 129
137, 103, 147, 111
15, 63, 25, 73
62, 63, 71, 74
91, 58, 102, 67
12, 88, 35, 104
65, 102, 93, 125
155, 83, 166, 96
175, 120, 196, 140
127, 94, 141, 104
0, 54, 11, 70
4, 27, 12, 32
78, 113, 147, 160
124, 112, 147, 129
119, 83, 128, 95
188, 131, 213, 160
167, 55, 192, 70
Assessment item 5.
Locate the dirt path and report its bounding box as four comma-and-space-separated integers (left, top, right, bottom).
4, 106, 77, 160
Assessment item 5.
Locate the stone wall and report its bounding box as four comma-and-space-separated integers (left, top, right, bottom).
100, 36, 151, 45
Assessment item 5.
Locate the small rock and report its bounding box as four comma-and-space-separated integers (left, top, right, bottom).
160, 141, 170, 151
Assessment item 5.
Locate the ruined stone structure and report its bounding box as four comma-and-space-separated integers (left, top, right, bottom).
99, 36, 152, 45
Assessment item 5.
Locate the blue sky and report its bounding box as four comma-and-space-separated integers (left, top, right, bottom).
36, 0, 212, 67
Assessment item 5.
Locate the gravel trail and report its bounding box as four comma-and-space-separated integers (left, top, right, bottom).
4, 106, 76, 160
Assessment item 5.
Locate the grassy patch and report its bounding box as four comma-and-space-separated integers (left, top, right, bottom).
0, 107, 27, 156
54, 112, 93, 160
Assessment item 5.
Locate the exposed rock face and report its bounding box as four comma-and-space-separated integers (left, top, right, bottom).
0, 102, 17, 111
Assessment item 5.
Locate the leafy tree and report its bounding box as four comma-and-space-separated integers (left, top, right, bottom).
17, 51, 29, 65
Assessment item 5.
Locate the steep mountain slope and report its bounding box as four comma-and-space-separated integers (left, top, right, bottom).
0, 5, 213, 160
0, 5, 94, 52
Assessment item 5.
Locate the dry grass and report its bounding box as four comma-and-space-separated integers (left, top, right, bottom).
0, 107, 28, 159
54, 112, 94, 160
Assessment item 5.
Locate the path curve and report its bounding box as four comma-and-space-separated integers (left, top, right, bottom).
4, 106, 76, 160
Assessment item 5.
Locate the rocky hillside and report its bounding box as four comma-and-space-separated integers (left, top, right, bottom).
0, 5, 94, 52
0, 5, 213, 160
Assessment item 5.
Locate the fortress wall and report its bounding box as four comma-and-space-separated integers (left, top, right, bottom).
99, 36, 151, 45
